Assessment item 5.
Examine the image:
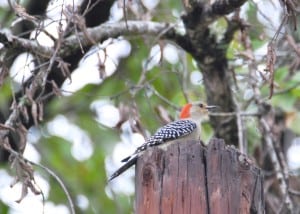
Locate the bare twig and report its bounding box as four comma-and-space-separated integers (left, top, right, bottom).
236, 103, 246, 154
81, 0, 103, 17
285, 34, 300, 57
147, 85, 180, 110
1, 144, 76, 214
265, 42, 277, 99
289, 189, 300, 196
8, 0, 37, 22
32, 162, 75, 214
122, 0, 129, 29
209, 112, 259, 117
260, 118, 293, 212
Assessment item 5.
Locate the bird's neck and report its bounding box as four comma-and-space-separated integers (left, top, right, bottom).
182, 117, 202, 124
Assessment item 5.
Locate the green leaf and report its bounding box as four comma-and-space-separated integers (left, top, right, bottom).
271, 94, 296, 111
274, 66, 288, 82
291, 88, 300, 97
291, 72, 300, 82
287, 112, 300, 135
201, 122, 214, 144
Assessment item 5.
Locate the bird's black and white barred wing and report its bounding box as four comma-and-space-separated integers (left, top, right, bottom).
136, 119, 197, 152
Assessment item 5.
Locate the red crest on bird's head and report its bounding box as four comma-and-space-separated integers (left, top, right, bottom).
180, 103, 192, 119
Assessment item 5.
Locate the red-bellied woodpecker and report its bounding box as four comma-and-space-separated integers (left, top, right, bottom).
108, 103, 217, 181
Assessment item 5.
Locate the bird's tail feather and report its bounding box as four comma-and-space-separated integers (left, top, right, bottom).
121, 155, 131, 162
108, 155, 138, 181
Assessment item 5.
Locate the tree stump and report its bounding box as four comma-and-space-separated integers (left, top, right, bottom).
135, 138, 264, 214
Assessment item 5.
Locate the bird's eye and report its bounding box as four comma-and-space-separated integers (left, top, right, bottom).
199, 103, 203, 108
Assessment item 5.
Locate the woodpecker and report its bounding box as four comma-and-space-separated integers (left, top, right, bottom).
108, 103, 216, 181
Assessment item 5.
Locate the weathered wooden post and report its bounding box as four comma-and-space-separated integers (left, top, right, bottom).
135, 138, 264, 214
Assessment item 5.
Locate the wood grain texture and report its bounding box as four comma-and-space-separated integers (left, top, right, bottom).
135, 139, 264, 214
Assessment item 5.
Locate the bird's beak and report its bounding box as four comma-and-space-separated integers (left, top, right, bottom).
205, 105, 218, 111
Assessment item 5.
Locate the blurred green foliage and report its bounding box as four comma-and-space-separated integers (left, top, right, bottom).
0, 0, 299, 213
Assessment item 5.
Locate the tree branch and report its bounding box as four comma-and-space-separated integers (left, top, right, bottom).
61, 21, 176, 57
211, 0, 248, 15
0, 30, 53, 57
0, 21, 182, 60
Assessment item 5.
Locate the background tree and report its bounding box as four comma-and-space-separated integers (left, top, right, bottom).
0, 0, 299, 213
